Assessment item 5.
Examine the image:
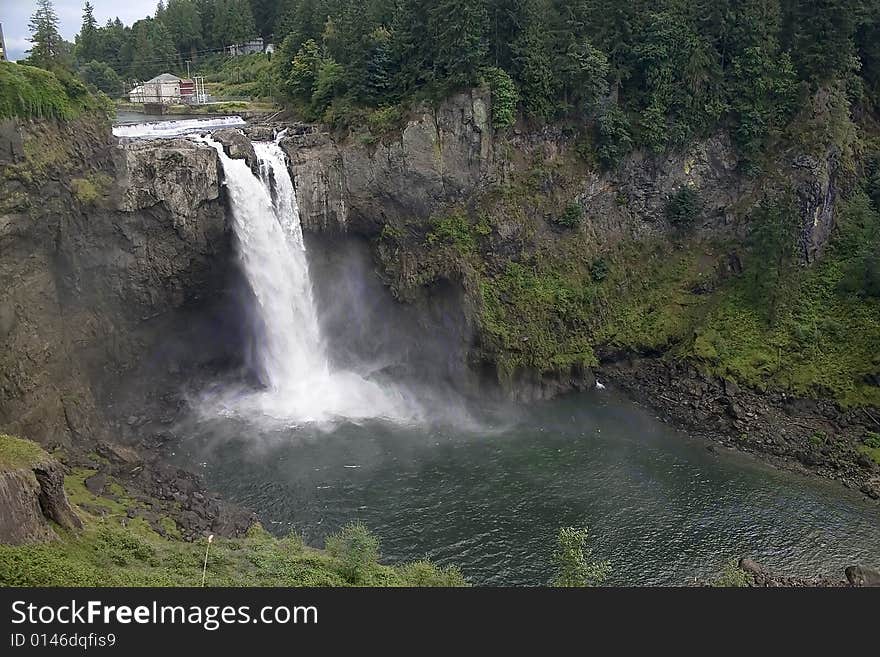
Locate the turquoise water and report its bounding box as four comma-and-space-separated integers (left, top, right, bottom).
173, 388, 880, 585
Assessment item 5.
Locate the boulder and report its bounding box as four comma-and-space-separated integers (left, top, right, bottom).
844, 565, 880, 587
212, 128, 259, 175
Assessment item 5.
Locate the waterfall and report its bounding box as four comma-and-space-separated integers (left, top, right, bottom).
112, 116, 246, 139
201, 135, 419, 426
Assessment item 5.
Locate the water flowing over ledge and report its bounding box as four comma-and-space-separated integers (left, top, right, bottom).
112, 116, 246, 139
198, 134, 422, 427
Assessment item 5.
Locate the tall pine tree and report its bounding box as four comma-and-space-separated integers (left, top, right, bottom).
27, 0, 64, 69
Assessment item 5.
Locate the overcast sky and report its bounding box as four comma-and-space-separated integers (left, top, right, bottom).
2, 0, 159, 61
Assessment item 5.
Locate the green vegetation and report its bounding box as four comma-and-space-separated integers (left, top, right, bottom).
860, 432, 880, 465
426, 213, 478, 253
0, 519, 464, 587
552, 202, 584, 229
0, 434, 49, 470
480, 259, 598, 381
199, 52, 280, 99
482, 67, 518, 130
552, 526, 610, 587
665, 187, 702, 226
70, 173, 111, 205
713, 559, 751, 587
0, 436, 466, 587
12, 0, 871, 158
456, 165, 880, 406
0, 62, 108, 120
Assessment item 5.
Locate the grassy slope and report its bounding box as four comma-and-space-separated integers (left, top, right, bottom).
0, 434, 49, 470
0, 61, 112, 121
0, 437, 465, 587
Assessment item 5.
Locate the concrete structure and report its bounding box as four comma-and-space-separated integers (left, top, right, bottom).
227, 38, 265, 56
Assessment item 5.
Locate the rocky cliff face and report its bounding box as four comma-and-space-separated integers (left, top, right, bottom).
0, 116, 231, 449
282, 90, 841, 256
282, 89, 494, 234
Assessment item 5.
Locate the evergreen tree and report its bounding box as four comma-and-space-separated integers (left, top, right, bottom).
277, 0, 322, 53
487, 0, 528, 71
854, 0, 880, 103
128, 17, 177, 80
97, 18, 131, 75
788, 0, 858, 82
727, 0, 797, 168
250, 0, 280, 42
76, 2, 100, 64
161, 0, 203, 62
214, 0, 257, 47
27, 0, 64, 69
80, 59, 122, 95
428, 0, 489, 88
392, 0, 432, 91
196, 0, 218, 49
510, 0, 555, 119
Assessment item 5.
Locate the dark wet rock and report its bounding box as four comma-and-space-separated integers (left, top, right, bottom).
739, 558, 763, 575
598, 357, 880, 501
212, 128, 258, 175
845, 565, 880, 587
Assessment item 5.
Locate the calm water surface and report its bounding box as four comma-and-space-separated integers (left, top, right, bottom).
173, 389, 880, 585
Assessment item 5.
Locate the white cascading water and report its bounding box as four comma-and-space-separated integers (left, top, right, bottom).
200, 133, 419, 425
112, 116, 246, 139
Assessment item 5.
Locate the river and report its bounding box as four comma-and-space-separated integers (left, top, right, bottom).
173, 389, 880, 585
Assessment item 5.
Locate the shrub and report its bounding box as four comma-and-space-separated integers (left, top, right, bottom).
367, 105, 406, 136
552, 202, 583, 229
713, 559, 751, 587
325, 522, 380, 584
665, 186, 702, 225
595, 105, 633, 168
426, 213, 476, 251
590, 258, 609, 282
552, 526, 610, 587
482, 66, 519, 130
397, 561, 468, 587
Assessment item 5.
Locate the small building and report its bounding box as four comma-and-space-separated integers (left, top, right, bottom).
129, 73, 191, 105
227, 38, 265, 57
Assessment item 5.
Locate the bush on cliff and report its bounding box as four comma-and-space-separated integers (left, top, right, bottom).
0, 61, 111, 121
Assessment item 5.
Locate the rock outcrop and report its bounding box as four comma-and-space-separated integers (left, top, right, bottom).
213, 128, 259, 175
282, 89, 494, 234
0, 435, 81, 545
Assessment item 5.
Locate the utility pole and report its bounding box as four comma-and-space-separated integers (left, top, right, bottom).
185, 60, 191, 79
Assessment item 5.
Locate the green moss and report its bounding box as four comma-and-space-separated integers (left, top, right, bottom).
0, 434, 48, 471
71, 177, 99, 204
479, 259, 598, 379
426, 212, 478, 253
859, 445, 880, 465
712, 559, 751, 587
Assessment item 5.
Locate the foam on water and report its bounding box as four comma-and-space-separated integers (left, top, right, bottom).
113, 116, 246, 139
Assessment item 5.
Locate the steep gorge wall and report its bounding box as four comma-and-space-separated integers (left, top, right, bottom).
0, 116, 233, 450
279, 90, 847, 398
